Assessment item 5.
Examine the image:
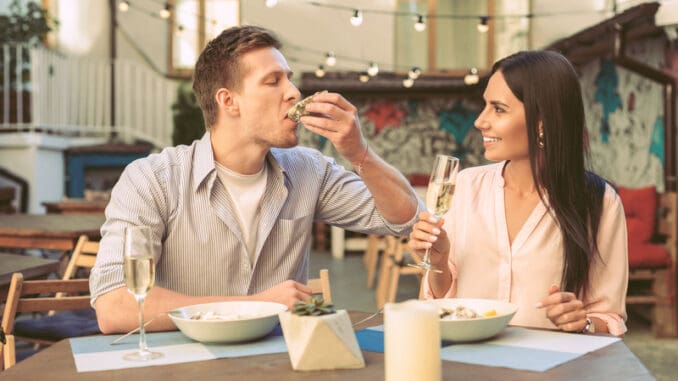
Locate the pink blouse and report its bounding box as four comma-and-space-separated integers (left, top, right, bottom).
423, 162, 628, 336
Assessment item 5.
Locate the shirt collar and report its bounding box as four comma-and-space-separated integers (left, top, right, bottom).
192, 133, 291, 192
193, 132, 216, 192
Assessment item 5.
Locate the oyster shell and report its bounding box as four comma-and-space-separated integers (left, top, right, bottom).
287, 95, 314, 122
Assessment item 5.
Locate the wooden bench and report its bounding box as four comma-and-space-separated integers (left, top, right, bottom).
626, 191, 677, 336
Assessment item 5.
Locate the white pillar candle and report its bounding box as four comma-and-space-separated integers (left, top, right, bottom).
384, 300, 441, 381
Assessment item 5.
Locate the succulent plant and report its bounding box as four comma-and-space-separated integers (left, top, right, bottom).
292, 296, 336, 316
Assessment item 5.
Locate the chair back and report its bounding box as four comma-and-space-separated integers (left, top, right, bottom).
308, 269, 332, 304
1, 273, 92, 370
62, 235, 99, 281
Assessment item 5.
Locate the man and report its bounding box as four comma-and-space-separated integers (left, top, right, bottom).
90, 25, 420, 334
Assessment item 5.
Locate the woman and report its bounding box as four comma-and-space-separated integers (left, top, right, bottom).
408, 50, 628, 336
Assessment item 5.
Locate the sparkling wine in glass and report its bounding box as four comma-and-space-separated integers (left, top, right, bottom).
123, 225, 163, 361
410, 154, 459, 273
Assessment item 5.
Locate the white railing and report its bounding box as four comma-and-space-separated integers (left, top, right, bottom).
0, 44, 176, 149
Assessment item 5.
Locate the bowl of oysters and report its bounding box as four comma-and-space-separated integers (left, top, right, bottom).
426, 298, 518, 342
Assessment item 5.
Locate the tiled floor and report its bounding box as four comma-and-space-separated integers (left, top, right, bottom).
310, 249, 678, 381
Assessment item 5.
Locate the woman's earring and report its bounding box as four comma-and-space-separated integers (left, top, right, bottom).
538, 131, 545, 149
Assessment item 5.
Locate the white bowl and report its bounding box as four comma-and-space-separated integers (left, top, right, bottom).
425, 298, 518, 342
168, 301, 287, 343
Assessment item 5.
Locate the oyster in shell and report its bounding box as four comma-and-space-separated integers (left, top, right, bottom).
287, 95, 314, 122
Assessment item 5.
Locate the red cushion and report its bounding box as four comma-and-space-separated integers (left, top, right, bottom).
628, 242, 671, 269
617, 186, 657, 244
407, 174, 429, 187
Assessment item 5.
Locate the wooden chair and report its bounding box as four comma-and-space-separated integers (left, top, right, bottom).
308, 269, 332, 304
363, 234, 387, 288
375, 236, 425, 309
627, 191, 678, 336
1, 332, 16, 370
0, 273, 93, 370
61, 235, 98, 282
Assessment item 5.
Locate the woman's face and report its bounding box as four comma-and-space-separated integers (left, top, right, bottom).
474, 70, 529, 163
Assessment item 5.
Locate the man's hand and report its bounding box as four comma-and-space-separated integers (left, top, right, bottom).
299, 91, 367, 164
254, 280, 313, 309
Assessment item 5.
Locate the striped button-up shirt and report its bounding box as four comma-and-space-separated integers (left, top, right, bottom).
90, 133, 419, 303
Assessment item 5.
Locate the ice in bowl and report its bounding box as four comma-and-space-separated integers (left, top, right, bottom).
168, 301, 287, 343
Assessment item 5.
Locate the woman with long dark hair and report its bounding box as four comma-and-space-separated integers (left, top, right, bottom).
408, 50, 628, 335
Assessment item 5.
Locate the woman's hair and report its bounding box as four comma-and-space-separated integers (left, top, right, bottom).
193, 25, 281, 129
491, 50, 606, 297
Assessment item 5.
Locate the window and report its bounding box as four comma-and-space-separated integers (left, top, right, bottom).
168, 0, 239, 77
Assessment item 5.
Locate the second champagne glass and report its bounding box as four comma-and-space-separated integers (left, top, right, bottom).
411, 154, 460, 273
123, 225, 163, 361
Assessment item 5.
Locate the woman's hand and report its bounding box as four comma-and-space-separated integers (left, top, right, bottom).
536, 285, 588, 333
407, 211, 450, 268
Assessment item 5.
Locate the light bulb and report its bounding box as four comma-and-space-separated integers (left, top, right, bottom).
464, 67, 479, 85
403, 78, 414, 88
477, 16, 489, 33
359, 72, 370, 83
176, 25, 184, 36
315, 65, 326, 78
265, 0, 278, 8
350, 9, 363, 26
408, 66, 421, 80
159, 4, 171, 19
367, 62, 379, 77
414, 15, 426, 32
118, 0, 129, 12
325, 52, 336, 67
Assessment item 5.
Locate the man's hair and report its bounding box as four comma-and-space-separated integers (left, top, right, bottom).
192, 25, 282, 129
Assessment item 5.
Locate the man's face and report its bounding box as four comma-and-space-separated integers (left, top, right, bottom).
231, 47, 302, 148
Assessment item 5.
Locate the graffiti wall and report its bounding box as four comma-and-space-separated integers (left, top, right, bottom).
580, 38, 667, 191
298, 96, 487, 181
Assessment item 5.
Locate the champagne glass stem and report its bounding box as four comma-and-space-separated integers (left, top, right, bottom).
422, 247, 432, 267
137, 295, 148, 353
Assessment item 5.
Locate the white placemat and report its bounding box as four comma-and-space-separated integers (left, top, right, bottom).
69, 330, 288, 372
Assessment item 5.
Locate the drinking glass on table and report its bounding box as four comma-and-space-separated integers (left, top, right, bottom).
123, 225, 163, 361
410, 154, 459, 273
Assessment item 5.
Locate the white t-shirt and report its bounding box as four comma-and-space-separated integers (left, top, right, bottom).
215, 161, 267, 265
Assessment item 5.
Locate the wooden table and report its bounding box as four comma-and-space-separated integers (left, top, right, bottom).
0, 312, 653, 381
0, 253, 59, 302
42, 200, 107, 215
0, 214, 105, 252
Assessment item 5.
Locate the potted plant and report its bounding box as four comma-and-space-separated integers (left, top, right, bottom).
278, 297, 365, 371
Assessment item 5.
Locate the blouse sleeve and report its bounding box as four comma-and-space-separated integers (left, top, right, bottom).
585, 184, 629, 336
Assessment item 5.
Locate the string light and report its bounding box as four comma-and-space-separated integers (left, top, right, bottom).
414, 15, 426, 32
403, 78, 414, 88
159, 3, 171, 19
314, 65, 326, 78
265, 0, 278, 8
350, 9, 363, 26
477, 16, 489, 33
367, 62, 379, 77
408, 66, 421, 80
118, 0, 130, 12
325, 51, 337, 67
464, 67, 479, 85
359, 72, 370, 83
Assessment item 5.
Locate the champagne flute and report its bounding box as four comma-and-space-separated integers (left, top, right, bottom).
410, 154, 460, 273
123, 225, 163, 361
